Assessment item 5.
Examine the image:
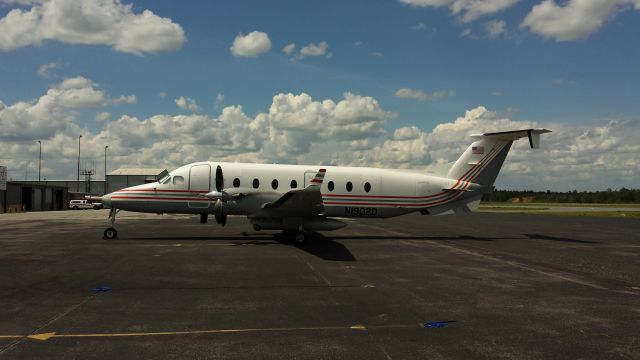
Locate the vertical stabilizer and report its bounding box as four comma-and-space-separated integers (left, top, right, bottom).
446, 128, 550, 189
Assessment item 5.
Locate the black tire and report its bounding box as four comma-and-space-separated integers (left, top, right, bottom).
72, 206, 78, 210
93, 205, 101, 210
104, 227, 117, 239
294, 231, 306, 244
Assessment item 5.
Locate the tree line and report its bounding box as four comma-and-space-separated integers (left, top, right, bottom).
482, 188, 640, 203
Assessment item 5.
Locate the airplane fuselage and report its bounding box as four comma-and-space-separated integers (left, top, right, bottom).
104, 161, 480, 219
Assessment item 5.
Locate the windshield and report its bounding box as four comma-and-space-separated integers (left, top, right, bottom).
159, 175, 171, 184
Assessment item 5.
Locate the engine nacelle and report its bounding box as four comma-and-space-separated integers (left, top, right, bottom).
250, 218, 346, 231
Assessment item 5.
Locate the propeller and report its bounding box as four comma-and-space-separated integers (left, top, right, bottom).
212, 165, 227, 226
213, 199, 226, 226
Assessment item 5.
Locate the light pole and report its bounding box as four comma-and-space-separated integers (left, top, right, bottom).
104, 145, 108, 194
37, 140, 42, 184
77, 135, 82, 192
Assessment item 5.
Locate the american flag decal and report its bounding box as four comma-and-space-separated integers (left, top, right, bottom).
472, 146, 484, 154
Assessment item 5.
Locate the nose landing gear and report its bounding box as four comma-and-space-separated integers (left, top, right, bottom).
104, 208, 120, 239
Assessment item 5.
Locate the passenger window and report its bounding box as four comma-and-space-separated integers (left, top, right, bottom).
346, 181, 353, 192
233, 178, 240, 187
173, 176, 184, 185
272, 179, 279, 190
327, 181, 334, 191
290, 180, 297, 188
364, 182, 371, 193
253, 178, 260, 189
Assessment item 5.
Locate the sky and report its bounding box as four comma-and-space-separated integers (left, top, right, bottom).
0, 0, 639, 191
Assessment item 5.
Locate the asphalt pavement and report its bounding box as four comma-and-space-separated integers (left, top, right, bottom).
0, 210, 638, 359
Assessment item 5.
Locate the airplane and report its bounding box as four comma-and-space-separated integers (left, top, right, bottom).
99, 128, 550, 242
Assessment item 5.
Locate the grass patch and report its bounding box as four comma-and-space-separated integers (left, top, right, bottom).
479, 206, 549, 211
538, 211, 640, 219
479, 209, 640, 219
480, 202, 640, 208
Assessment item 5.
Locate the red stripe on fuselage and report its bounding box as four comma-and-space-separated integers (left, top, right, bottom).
111, 195, 211, 201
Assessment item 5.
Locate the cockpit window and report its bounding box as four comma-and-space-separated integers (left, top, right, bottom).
173, 176, 184, 185
160, 175, 171, 184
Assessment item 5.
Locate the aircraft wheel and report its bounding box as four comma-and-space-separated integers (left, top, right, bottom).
104, 227, 118, 239
294, 231, 306, 244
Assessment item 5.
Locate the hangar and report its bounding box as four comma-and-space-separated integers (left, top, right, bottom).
0, 168, 167, 213
106, 168, 168, 194
1, 181, 68, 213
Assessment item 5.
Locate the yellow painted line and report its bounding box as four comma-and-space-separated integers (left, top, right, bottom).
28, 332, 56, 341
13, 324, 371, 341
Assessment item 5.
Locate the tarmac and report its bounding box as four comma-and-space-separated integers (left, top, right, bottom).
0, 210, 639, 359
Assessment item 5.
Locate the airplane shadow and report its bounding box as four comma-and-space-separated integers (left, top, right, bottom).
126, 232, 356, 262
327, 235, 499, 242
524, 233, 600, 244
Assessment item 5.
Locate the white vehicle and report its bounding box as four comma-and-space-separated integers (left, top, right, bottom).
100, 128, 550, 241
70, 200, 102, 210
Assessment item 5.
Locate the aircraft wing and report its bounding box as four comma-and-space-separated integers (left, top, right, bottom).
260, 168, 326, 216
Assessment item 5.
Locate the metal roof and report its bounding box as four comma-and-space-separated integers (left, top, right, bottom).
108, 168, 167, 176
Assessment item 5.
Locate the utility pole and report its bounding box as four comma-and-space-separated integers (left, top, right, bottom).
104, 145, 109, 194
37, 140, 42, 184
77, 135, 82, 192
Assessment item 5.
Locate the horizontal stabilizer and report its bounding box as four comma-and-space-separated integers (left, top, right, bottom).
471, 128, 551, 148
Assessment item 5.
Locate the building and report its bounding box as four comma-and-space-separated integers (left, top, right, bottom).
1, 182, 68, 213
106, 168, 168, 194
0, 168, 167, 213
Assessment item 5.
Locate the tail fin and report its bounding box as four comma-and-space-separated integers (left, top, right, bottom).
446, 129, 550, 190
306, 168, 326, 190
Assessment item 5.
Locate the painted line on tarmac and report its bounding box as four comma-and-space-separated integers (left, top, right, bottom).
364, 223, 635, 294
1, 323, 420, 342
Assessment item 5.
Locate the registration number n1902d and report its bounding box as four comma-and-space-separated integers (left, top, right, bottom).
344, 207, 378, 217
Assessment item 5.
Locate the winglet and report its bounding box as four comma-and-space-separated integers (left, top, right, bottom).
308, 168, 326, 189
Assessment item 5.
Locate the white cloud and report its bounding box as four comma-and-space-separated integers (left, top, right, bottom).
215, 92, 224, 109
230, 31, 271, 57
354, 40, 364, 46
394, 126, 422, 140
372, 52, 384, 57
0, 76, 134, 141
346, 106, 640, 190
399, 0, 519, 22
174, 96, 199, 112
158, 91, 167, 98
284, 41, 332, 60
520, 0, 639, 41
95, 111, 110, 122
299, 41, 330, 58
113, 94, 136, 104
460, 28, 473, 37
485, 19, 506, 37
394, 87, 454, 101
282, 42, 295, 55
37, 61, 63, 78
411, 22, 427, 30
0, 0, 185, 55
2, 80, 639, 190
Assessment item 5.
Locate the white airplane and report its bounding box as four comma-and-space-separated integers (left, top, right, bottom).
99, 128, 550, 242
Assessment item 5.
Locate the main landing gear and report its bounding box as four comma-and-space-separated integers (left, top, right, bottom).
104, 208, 120, 239
282, 229, 307, 244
